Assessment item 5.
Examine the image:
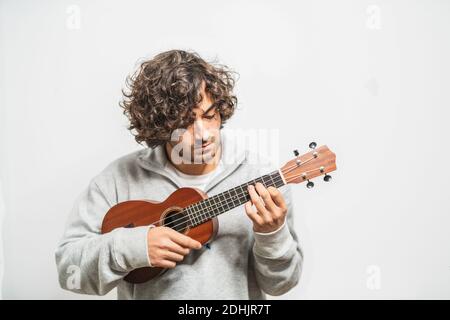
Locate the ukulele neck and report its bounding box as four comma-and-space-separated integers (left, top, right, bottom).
184, 170, 286, 227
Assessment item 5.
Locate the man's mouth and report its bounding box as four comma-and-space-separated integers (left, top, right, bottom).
194, 142, 212, 149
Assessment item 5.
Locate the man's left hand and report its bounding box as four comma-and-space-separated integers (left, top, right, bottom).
245, 182, 287, 233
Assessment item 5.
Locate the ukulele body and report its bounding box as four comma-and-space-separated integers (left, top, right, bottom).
101, 187, 218, 284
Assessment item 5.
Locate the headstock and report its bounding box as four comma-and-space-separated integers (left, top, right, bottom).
280, 142, 337, 188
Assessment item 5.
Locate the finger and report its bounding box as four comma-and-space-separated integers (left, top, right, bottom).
248, 184, 270, 219
163, 251, 185, 262
245, 201, 264, 225
267, 186, 287, 211
165, 241, 190, 256
167, 228, 202, 249
159, 260, 177, 269
254, 182, 277, 212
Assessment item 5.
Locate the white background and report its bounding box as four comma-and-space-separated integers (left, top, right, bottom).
1, 0, 449, 299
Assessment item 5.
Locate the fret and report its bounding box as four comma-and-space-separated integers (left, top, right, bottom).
242, 185, 250, 202
191, 204, 198, 225
237, 187, 246, 203
219, 194, 228, 211
238, 185, 248, 202
215, 196, 224, 213
260, 175, 267, 187
244, 180, 253, 191
196, 202, 203, 224
209, 196, 220, 216
261, 175, 268, 187
262, 174, 271, 188
270, 174, 276, 188
277, 171, 285, 187
200, 203, 206, 222
196, 203, 203, 224
185, 207, 193, 226
204, 201, 211, 223
231, 188, 240, 206
226, 189, 235, 207
195, 205, 200, 224
191, 206, 198, 225
205, 198, 213, 218
199, 201, 207, 223
205, 200, 212, 220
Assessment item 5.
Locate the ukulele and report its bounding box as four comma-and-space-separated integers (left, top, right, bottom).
101, 142, 337, 283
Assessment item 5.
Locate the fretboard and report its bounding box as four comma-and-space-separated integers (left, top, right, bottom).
183, 170, 285, 227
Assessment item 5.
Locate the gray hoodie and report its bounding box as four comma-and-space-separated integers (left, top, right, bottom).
55, 131, 303, 299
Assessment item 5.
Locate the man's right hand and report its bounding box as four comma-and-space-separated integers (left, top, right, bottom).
147, 226, 202, 268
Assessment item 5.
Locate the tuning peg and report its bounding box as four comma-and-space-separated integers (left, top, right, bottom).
306, 180, 314, 189
323, 174, 332, 182
293, 149, 299, 157
309, 141, 317, 149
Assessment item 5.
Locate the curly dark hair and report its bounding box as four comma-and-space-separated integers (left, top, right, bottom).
120, 50, 238, 149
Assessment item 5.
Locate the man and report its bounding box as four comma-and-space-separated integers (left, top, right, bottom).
55, 50, 303, 299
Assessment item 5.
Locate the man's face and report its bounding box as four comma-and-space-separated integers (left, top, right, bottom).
167, 84, 222, 165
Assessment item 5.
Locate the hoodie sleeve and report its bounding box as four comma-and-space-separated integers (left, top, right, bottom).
251, 184, 304, 296
55, 178, 152, 296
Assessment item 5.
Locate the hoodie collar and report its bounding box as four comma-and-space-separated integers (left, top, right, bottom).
137, 130, 248, 192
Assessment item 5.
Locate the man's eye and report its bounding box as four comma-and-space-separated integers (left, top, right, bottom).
204, 114, 216, 120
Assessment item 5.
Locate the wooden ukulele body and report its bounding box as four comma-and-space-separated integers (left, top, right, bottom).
101, 187, 218, 283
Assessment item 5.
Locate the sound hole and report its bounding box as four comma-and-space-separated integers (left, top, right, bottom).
163, 209, 189, 233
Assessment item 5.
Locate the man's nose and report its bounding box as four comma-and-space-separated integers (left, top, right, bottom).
193, 120, 210, 143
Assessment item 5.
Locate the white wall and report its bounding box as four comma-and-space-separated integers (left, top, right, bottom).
1, 0, 449, 299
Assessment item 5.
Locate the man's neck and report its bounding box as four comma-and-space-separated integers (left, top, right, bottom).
164, 143, 222, 176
